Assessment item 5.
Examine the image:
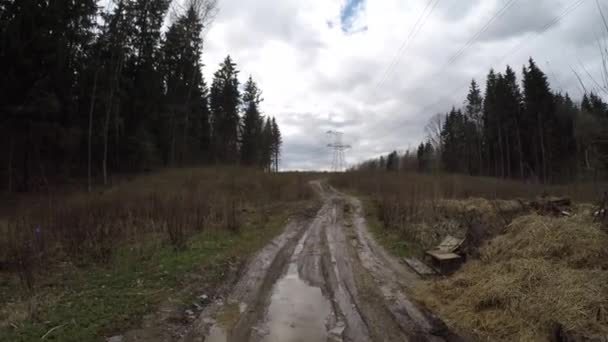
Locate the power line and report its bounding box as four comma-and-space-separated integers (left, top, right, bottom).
397, 0, 520, 97
364, 0, 589, 143
374, 0, 440, 93
445, 0, 519, 67
495, 0, 586, 65
367, 0, 521, 138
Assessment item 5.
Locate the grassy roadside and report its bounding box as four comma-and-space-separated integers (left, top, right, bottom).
333, 173, 608, 340
0, 202, 298, 342
353, 195, 424, 259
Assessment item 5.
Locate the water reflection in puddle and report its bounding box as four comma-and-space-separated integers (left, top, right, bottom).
205, 231, 332, 342
263, 234, 331, 342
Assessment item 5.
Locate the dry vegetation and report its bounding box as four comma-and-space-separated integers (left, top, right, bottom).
332, 171, 608, 340
0, 167, 313, 341
417, 210, 608, 340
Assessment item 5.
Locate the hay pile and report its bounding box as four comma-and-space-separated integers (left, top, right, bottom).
415, 212, 608, 340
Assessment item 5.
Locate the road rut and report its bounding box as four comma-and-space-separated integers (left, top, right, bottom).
182, 181, 460, 342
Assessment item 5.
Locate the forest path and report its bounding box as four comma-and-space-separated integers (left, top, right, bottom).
179, 180, 460, 342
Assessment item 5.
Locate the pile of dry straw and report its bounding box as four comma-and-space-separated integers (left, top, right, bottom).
416, 206, 608, 340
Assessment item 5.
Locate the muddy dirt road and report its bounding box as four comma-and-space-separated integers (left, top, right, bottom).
181, 181, 459, 342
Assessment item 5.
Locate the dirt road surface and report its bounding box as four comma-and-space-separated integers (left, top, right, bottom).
176, 181, 460, 342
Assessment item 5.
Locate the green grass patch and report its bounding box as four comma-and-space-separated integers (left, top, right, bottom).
0, 204, 295, 342
358, 197, 424, 259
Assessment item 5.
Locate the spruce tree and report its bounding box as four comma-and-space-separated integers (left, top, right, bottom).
240, 76, 263, 166
271, 117, 282, 172
210, 55, 241, 163
261, 118, 273, 171
160, 4, 207, 165
522, 58, 556, 183
464, 79, 483, 175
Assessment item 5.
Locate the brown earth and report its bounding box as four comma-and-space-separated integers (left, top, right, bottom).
117, 181, 461, 342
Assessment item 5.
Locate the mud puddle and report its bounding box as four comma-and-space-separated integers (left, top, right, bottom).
183, 181, 460, 342
263, 262, 331, 342
261, 230, 331, 342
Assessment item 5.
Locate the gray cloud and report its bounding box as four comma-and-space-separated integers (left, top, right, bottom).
203, 0, 607, 170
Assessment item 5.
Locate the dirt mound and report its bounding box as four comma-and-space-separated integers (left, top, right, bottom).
415, 211, 608, 341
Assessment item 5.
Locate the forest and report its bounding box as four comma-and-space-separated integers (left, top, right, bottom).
358, 58, 608, 184
0, 0, 283, 193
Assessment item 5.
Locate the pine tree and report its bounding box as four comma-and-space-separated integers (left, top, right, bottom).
522, 58, 556, 183
0, 0, 98, 190
464, 79, 484, 175
120, 0, 171, 171
160, 4, 207, 165
210, 56, 241, 163
261, 118, 273, 172
502, 66, 525, 179
385, 151, 398, 171
271, 117, 282, 172
240, 76, 263, 166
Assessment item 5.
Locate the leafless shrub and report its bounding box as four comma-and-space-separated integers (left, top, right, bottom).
4, 218, 37, 291
0, 167, 316, 290
165, 196, 189, 251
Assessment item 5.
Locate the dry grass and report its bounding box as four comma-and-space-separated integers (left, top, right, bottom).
332, 171, 605, 252
0, 167, 317, 341
0, 167, 314, 292
333, 171, 608, 340
415, 211, 608, 341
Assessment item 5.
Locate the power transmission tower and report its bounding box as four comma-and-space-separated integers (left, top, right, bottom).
326, 130, 351, 172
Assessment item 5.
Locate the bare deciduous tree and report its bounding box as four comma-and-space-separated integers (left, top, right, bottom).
425, 113, 444, 151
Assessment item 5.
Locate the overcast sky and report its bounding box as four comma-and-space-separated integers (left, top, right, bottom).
200, 0, 607, 171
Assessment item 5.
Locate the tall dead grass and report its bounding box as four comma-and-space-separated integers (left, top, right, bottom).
0, 167, 313, 292
416, 211, 608, 340
332, 171, 606, 250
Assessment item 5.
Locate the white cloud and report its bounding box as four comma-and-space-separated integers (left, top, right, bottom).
202, 0, 607, 170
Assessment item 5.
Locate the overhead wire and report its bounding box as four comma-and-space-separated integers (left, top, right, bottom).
364, 0, 590, 144
444, 0, 519, 67
374, 0, 440, 93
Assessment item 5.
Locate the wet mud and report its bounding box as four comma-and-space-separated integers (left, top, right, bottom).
182, 181, 461, 342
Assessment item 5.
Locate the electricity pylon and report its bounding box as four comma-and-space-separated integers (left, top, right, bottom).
326, 130, 351, 172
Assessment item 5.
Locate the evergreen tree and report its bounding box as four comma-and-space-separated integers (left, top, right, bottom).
271, 117, 282, 172
441, 107, 467, 173
210, 56, 241, 163
358, 59, 608, 181
240, 76, 263, 166
0, 0, 98, 190
386, 151, 399, 171
160, 4, 208, 166
464, 79, 484, 175
502, 66, 525, 179
522, 58, 556, 183
120, 0, 171, 171
261, 117, 273, 172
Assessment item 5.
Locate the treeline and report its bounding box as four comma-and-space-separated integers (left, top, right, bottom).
0, 0, 282, 192
357, 58, 608, 183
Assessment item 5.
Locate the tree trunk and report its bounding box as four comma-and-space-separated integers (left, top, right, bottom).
103, 59, 122, 186
102, 101, 112, 186
477, 134, 483, 176
537, 111, 547, 183
498, 127, 505, 178
505, 132, 512, 178
516, 125, 524, 179
170, 112, 177, 166
87, 70, 99, 192
7, 135, 13, 193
